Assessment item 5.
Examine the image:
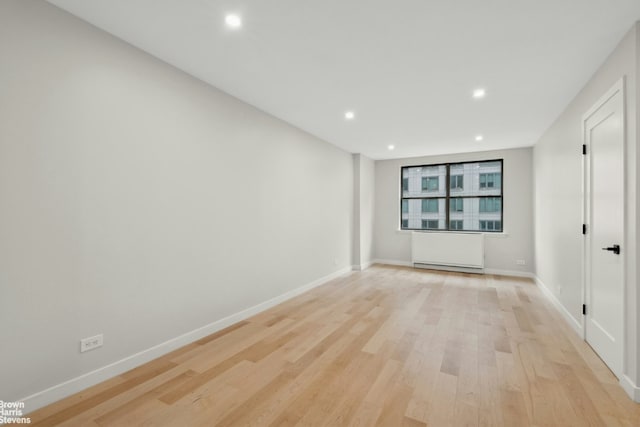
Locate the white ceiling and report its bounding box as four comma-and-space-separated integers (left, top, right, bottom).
48, 0, 640, 160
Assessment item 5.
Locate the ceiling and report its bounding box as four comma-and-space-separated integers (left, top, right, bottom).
48, 0, 640, 160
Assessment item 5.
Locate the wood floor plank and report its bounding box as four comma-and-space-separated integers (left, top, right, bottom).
94, 370, 198, 426
425, 372, 458, 426
30, 361, 178, 426
27, 265, 640, 426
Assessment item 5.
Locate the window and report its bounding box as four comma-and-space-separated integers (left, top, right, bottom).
480, 173, 501, 189
450, 220, 463, 230
400, 160, 502, 232
422, 220, 439, 229
422, 199, 438, 213
421, 176, 439, 192
480, 220, 502, 231
450, 175, 463, 190
450, 198, 463, 212
479, 197, 501, 212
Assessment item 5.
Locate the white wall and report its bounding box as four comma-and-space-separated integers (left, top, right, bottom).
636, 23, 640, 392
0, 0, 353, 406
360, 156, 375, 267
352, 154, 375, 269
374, 147, 534, 274
533, 23, 639, 388
353, 155, 362, 267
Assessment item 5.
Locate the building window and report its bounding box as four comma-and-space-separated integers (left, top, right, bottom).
422, 199, 438, 213
450, 220, 463, 230
400, 160, 503, 232
450, 175, 463, 190
480, 220, 502, 231
450, 198, 463, 212
479, 197, 501, 212
422, 220, 439, 229
421, 176, 439, 192
480, 173, 501, 189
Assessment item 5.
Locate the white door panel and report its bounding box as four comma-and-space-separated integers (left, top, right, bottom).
584, 80, 624, 378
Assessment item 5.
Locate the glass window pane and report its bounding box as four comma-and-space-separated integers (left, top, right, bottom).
480, 197, 501, 212
422, 199, 438, 213
402, 165, 446, 198
401, 198, 444, 229
450, 198, 463, 212
449, 220, 463, 230
421, 219, 441, 230
448, 197, 502, 232
450, 174, 463, 191
447, 161, 502, 197
422, 176, 439, 192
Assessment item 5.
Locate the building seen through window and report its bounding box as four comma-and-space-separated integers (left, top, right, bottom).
400, 160, 503, 232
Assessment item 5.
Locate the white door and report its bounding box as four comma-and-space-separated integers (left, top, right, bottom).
583, 79, 625, 378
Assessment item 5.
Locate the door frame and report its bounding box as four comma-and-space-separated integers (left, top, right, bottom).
581, 77, 626, 378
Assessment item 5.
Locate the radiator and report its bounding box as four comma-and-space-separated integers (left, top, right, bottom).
411, 231, 484, 271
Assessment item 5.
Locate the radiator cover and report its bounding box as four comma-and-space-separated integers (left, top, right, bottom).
411, 231, 485, 269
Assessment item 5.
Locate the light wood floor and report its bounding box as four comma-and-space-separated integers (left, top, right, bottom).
29, 265, 640, 426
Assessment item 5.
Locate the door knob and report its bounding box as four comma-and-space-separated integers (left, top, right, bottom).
602, 244, 620, 255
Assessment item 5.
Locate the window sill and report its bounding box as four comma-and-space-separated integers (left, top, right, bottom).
396, 229, 510, 238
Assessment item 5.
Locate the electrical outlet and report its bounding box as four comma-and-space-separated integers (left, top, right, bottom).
334, 258, 339, 266
516, 259, 526, 265
80, 334, 103, 353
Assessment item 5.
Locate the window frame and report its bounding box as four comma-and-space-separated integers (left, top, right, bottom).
400, 159, 503, 232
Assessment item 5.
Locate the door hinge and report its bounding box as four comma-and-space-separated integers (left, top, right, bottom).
582, 224, 587, 235
582, 144, 587, 155
583, 304, 587, 315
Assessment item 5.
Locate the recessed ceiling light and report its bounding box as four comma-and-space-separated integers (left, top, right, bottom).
475, 135, 484, 141
344, 111, 355, 120
225, 14, 242, 29
472, 88, 486, 99
388, 144, 395, 151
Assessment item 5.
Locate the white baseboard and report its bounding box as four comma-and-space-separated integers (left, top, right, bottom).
533, 275, 583, 336
372, 258, 413, 267
351, 261, 373, 271
533, 274, 640, 403
484, 268, 535, 279
620, 375, 640, 402
414, 263, 484, 275
373, 260, 535, 280
20, 266, 353, 413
